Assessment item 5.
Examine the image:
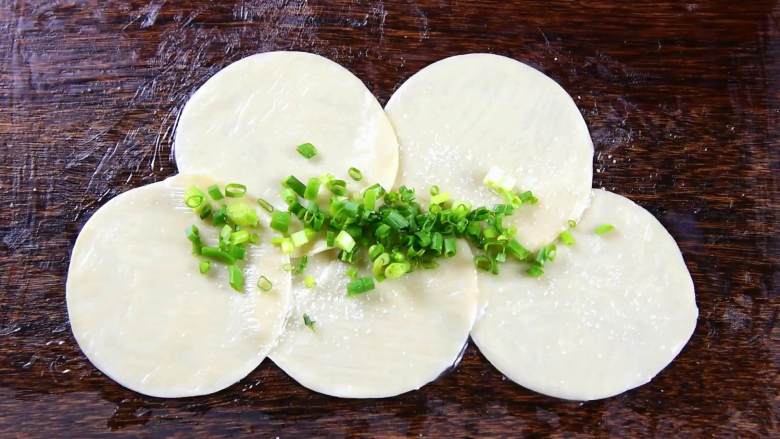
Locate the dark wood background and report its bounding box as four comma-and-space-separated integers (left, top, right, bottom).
1, 0, 777, 436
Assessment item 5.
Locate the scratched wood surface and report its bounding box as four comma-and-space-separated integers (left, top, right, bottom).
0, 0, 778, 437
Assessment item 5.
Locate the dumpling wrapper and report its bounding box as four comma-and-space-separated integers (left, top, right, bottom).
66, 174, 291, 398
175, 51, 399, 207
472, 189, 698, 400
385, 53, 593, 250
270, 241, 479, 398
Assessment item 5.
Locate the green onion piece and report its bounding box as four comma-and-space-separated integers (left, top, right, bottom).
207, 184, 223, 200
385, 210, 409, 230
374, 224, 391, 239
225, 183, 247, 198
304, 177, 321, 201
391, 251, 406, 262
346, 277, 375, 296
227, 244, 246, 260
296, 142, 318, 159
373, 253, 390, 278
227, 265, 245, 292
519, 191, 538, 204
363, 187, 379, 211
283, 175, 306, 197
248, 232, 260, 244
257, 275, 273, 292
280, 238, 294, 254
335, 230, 356, 252
291, 229, 309, 248
430, 185, 440, 196
219, 225, 233, 247
282, 262, 293, 272
559, 230, 575, 246
346, 267, 359, 279
526, 264, 544, 277
348, 167, 363, 181
431, 232, 443, 254
595, 224, 615, 235
230, 229, 250, 245
444, 237, 457, 257
368, 243, 385, 261
201, 246, 236, 264
257, 198, 274, 213
186, 225, 202, 254
226, 202, 258, 227
271, 236, 285, 246
199, 260, 211, 274
303, 313, 316, 331
291, 255, 308, 275
326, 230, 336, 247
270, 211, 291, 233
452, 201, 471, 219
212, 206, 228, 226
385, 262, 410, 279
430, 192, 451, 205
281, 188, 298, 206
194, 200, 212, 219
567, 219, 577, 229
304, 275, 316, 288
184, 187, 206, 208
507, 239, 531, 261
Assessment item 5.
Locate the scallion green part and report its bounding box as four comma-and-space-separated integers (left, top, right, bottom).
226, 202, 258, 227
228, 265, 245, 292
207, 184, 223, 200
283, 175, 306, 197
291, 229, 309, 247
304, 275, 316, 288
303, 313, 316, 331
346, 267, 359, 279
595, 224, 615, 235
270, 211, 291, 233
335, 230, 356, 252
199, 260, 211, 274
526, 264, 544, 277
348, 167, 363, 181
296, 142, 318, 159
201, 246, 236, 265
558, 230, 575, 246
257, 198, 274, 213
257, 275, 273, 292
304, 177, 321, 201
225, 183, 247, 198
346, 277, 375, 296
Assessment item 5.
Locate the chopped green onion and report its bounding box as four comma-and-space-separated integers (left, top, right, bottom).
225, 183, 246, 198
184, 187, 206, 208
368, 243, 385, 261
526, 264, 544, 277
595, 224, 615, 235
335, 230, 356, 252
444, 237, 457, 257
186, 225, 202, 254
363, 186, 380, 211
430, 191, 451, 205
385, 210, 409, 230
348, 167, 363, 181
291, 229, 309, 247
507, 239, 531, 261
303, 313, 316, 331
230, 229, 250, 245
227, 265, 245, 292
304, 275, 316, 288
199, 260, 211, 274
567, 219, 577, 229
296, 142, 318, 159
327, 179, 347, 196
431, 232, 443, 254
207, 184, 223, 200
226, 202, 258, 227
257, 275, 273, 292
257, 198, 274, 212
326, 230, 336, 247
283, 175, 306, 197
227, 244, 246, 260
280, 238, 294, 254
385, 262, 410, 279
201, 246, 236, 265
346, 267, 359, 279
304, 177, 321, 201
373, 253, 390, 278
559, 230, 575, 246
346, 277, 375, 296
291, 256, 308, 275
391, 251, 406, 262
430, 185, 440, 196
219, 224, 233, 247
270, 211, 291, 233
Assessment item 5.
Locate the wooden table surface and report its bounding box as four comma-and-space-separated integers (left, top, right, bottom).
1, 1, 778, 437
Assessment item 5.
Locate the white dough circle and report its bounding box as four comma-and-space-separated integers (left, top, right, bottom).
66, 174, 291, 398
175, 51, 399, 206
386, 53, 593, 250
270, 241, 479, 398
472, 189, 698, 400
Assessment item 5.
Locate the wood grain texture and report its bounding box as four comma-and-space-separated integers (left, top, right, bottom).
0, 0, 777, 436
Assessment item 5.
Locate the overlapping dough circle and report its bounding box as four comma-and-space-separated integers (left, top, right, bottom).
472, 189, 698, 400
270, 241, 479, 398
174, 51, 399, 205
66, 174, 291, 398
385, 53, 593, 250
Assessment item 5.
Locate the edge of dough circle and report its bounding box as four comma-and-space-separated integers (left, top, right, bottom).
66, 174, 292, 398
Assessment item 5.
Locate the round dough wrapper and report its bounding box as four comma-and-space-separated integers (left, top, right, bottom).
175, 51, 399, 207
385, 53, 593, 250
472, 189, 698, 401
67, 174, 291, 398
270, 241, 479, 398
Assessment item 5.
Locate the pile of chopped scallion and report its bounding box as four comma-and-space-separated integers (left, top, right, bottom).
183, 143, 590, 296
